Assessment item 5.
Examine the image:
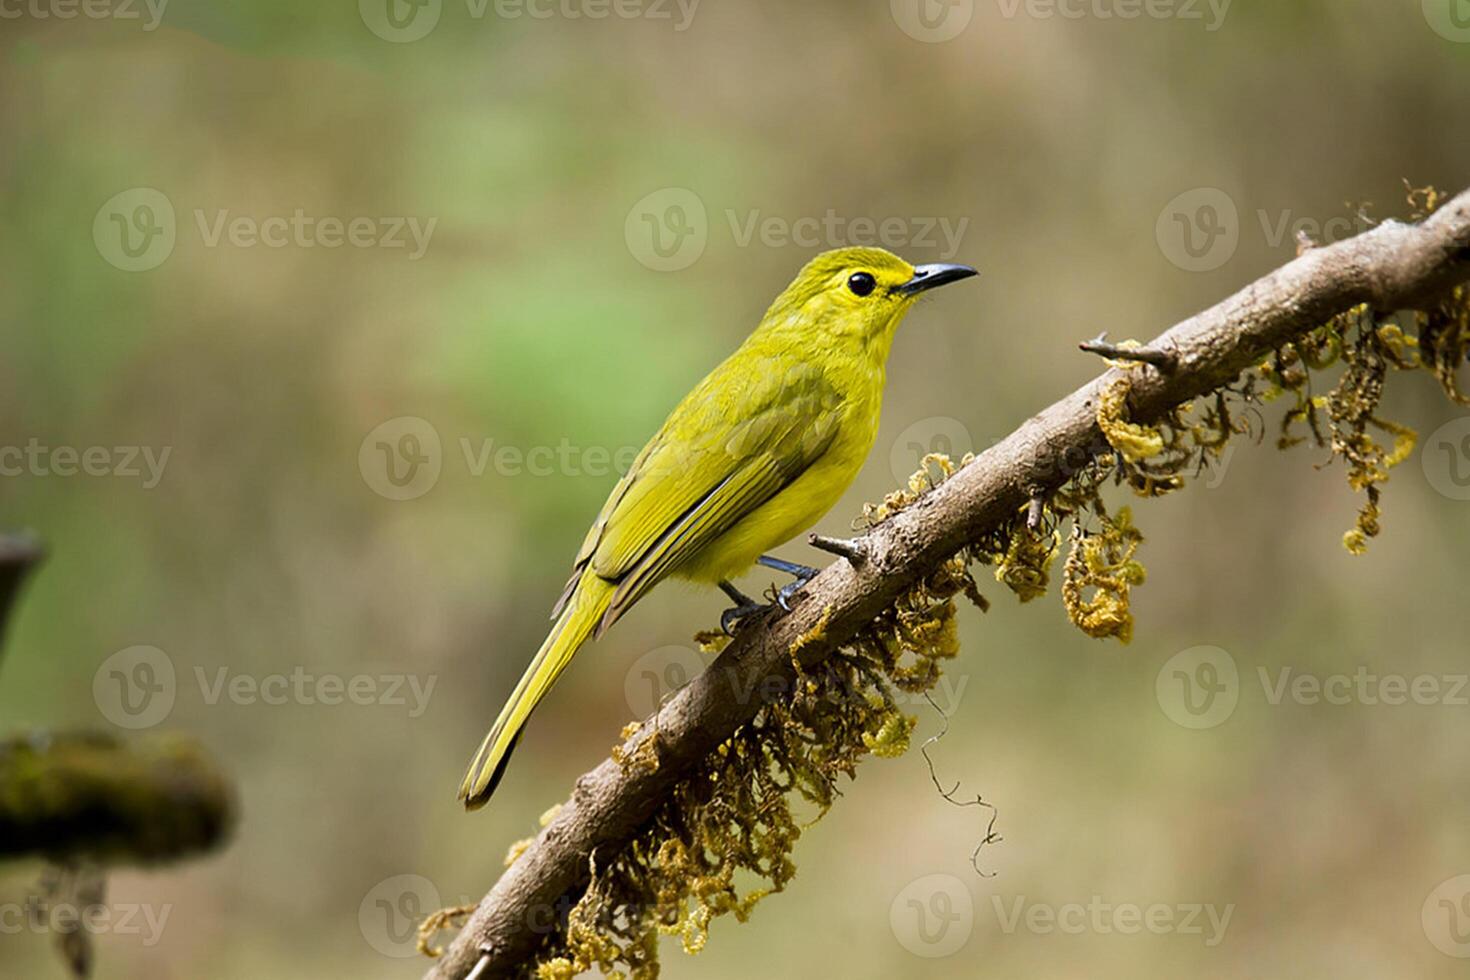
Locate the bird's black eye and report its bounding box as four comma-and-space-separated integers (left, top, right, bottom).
847, 272, 876, 297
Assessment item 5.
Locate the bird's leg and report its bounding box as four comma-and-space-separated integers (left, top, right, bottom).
719, 580, 769, 636
756, 555, 820, 611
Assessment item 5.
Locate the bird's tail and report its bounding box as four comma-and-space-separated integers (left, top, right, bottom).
458, 569, 613, 810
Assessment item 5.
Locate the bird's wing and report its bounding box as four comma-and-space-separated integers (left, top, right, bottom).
551, 356, 844, 634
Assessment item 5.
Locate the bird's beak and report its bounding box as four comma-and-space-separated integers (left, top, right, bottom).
892, 262, 980, 296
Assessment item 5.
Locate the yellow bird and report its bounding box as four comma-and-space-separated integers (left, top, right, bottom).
459, 247, 977, 808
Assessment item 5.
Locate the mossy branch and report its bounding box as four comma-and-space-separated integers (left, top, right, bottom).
0, 731, 235, 866
427, 188, 1470, 980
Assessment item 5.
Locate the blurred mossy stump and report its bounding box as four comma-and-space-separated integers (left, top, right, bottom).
0, 731, 234, 865
0, 532, 236, 976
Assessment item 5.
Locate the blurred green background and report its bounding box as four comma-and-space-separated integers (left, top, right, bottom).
3, 1, 1470, 976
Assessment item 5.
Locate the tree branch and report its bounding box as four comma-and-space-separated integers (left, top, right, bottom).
427, 190, 1470, 980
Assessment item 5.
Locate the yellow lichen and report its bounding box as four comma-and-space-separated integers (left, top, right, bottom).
1097, 377, 1165, 462
989, 525, 1059, 603
861, 709, 917, 758
416, 904, 476, 959
1061, 506, 1146, 644
612, 720, 660, 776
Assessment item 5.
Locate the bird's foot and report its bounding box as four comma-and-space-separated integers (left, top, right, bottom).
757, 555, 820, 611
720, 601, 771, 636
718, 580, 771, 635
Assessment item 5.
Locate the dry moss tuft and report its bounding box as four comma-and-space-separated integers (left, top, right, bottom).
1061, 506, 1146, 643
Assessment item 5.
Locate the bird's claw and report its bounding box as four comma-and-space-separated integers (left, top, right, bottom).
721, 602, 770, 636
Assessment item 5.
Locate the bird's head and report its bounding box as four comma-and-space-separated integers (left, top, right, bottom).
761, 246, 977, 348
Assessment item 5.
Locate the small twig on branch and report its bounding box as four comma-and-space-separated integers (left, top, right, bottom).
426, 190, 1470, 980
464, 952, 494, 980
807, 532, 868, 565
1078, 331, 1179, 371
1026, 492, 1046, 531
